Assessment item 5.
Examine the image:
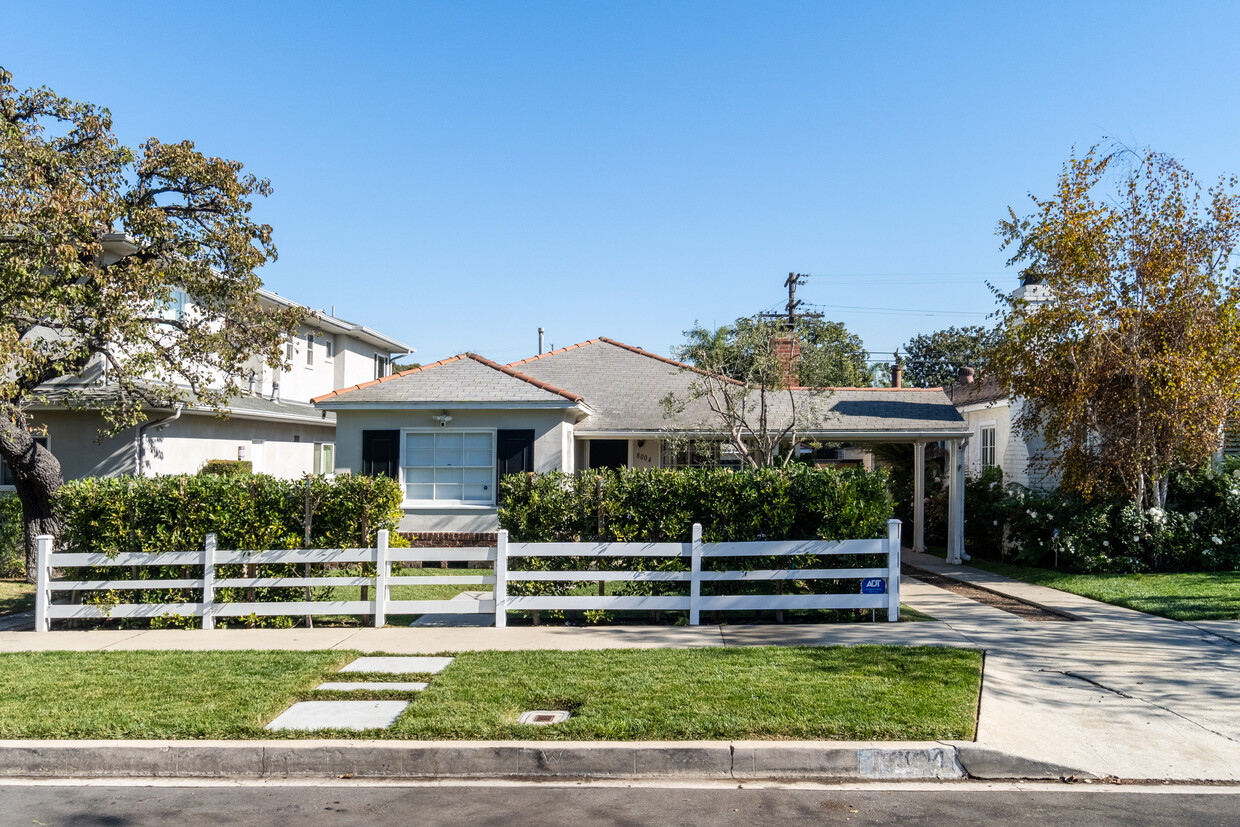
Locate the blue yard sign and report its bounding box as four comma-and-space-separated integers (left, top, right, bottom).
861, 577, 887, 595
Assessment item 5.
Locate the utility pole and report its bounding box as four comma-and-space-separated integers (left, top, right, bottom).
759, 272, 822, 329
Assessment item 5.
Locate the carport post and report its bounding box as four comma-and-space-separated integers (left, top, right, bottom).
946, 438, 965, 564
912, 441, 926, 553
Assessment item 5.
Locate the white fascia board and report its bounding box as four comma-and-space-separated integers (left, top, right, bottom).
181, 406, 335, 426
256, 288, 413, 354
957, 400, 1010, 415
317, 400, 589, 413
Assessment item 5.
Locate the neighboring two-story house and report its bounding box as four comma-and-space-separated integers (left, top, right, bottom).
0, 288, 412, 487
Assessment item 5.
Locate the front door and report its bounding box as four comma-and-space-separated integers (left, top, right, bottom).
496, 429, 535, 497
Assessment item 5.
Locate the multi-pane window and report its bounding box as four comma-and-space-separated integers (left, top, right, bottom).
403, 431, 494, 504
1, 436, 49, 486
980, 426, 997, 468
374, 354, 388, 379
306, 333, 315, 366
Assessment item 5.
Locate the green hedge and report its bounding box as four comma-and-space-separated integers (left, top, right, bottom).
55, 473, 403, 556
47, 473, 403, 628
498, 466, 894, 623
499, 465, 893, 543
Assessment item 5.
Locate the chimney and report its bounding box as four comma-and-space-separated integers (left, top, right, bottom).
957, 366, 975, 385
891, 361, 903, 389
772, 336, 801, 386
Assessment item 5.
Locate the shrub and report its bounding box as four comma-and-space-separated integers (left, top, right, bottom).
0, 494, 22, 578
959, 459, 1240, 574
49, 473, 403, 627
498, 466, 895, 622
499, 465, 893, 543
199, 459, 252, 476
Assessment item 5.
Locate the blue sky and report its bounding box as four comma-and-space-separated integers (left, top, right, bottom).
4, 1, 1239, 365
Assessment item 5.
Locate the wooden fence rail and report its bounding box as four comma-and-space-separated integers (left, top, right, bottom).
33, 520, 901, 631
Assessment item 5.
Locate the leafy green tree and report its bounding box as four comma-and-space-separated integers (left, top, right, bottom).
992, 145, 1240, 508
677, 316, 873, 387
901, 325, 999, 388
0, 67, 301, 578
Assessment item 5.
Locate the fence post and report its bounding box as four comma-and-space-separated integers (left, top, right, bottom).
887, 519, 902, 622
689, 523, 702, 626
374, 529, 389, 628
34, 535, 52, 633
494, 530, 508, 629
202, 533, 217, 630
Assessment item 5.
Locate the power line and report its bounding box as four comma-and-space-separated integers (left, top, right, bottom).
805, 302, 990, 318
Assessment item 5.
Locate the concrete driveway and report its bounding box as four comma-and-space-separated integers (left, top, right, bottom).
901, 551, 1240, 781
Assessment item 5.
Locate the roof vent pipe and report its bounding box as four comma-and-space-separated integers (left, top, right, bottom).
538, 327, 545, 355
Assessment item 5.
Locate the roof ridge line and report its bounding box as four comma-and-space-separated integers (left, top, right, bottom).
311, 354, 468, 403
464, 353, 585, 403
505, 338, 603, 366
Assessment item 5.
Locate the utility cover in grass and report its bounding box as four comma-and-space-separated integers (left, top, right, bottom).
340, 656, 454, 674
266, 701, 409, 731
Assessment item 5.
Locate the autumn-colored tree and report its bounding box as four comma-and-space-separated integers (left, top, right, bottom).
0, 68, 302, 578
901, 325, 999, 388
992, 145, 1240, 508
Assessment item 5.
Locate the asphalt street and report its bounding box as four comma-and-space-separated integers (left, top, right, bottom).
1, 781, 1237, 826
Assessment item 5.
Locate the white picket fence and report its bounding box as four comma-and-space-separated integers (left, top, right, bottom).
32, 519, 902, 631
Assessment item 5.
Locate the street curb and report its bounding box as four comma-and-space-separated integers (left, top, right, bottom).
0, 740, 1090, 781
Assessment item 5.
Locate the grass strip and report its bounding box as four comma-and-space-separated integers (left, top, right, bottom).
947, 556, 1240, 621
0, 646, 980, 741
391, 646, 980, 741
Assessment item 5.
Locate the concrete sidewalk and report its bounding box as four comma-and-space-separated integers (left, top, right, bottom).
899, 551, 1240, 782
1, 555, 1237, 782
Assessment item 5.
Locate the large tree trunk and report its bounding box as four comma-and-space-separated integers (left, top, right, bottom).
0, 418, 64, 583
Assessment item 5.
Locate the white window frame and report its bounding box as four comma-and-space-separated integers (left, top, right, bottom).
323, 337, 335, 361
374, 354, 388, 379
1, 435, 50, 488
979, 422, 997, 469
313, 442, 335, 476
305, 333, 315, 367
400, 428, 497, 508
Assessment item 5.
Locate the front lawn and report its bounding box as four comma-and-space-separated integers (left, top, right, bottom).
951, 557, 1240, 622
0, 646, 982, 741
0, 578, 34, 615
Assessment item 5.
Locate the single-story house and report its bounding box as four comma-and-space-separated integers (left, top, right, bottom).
314, 337, 973, 561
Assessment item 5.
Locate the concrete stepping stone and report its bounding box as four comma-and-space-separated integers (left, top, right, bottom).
266, 700, 408, 731
339, 656, 454, 674
317, 681, 428, 692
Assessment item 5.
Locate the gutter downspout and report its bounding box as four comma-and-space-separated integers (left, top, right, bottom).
134, 404, 183, 477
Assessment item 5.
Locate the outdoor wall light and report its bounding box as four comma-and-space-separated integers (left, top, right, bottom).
433, 414, 453, 427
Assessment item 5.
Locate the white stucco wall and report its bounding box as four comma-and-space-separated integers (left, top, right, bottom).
5, 410, 334, 485
143, 414, 334, 478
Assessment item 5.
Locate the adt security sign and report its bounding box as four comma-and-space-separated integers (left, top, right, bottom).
861, 578, 887, 595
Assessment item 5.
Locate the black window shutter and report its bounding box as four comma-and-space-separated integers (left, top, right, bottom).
496, 429, 535, 495
362, 430, 400, 478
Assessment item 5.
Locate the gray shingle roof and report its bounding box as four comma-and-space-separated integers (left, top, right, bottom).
314, 353, 583, 406
509, 339, 968, 437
